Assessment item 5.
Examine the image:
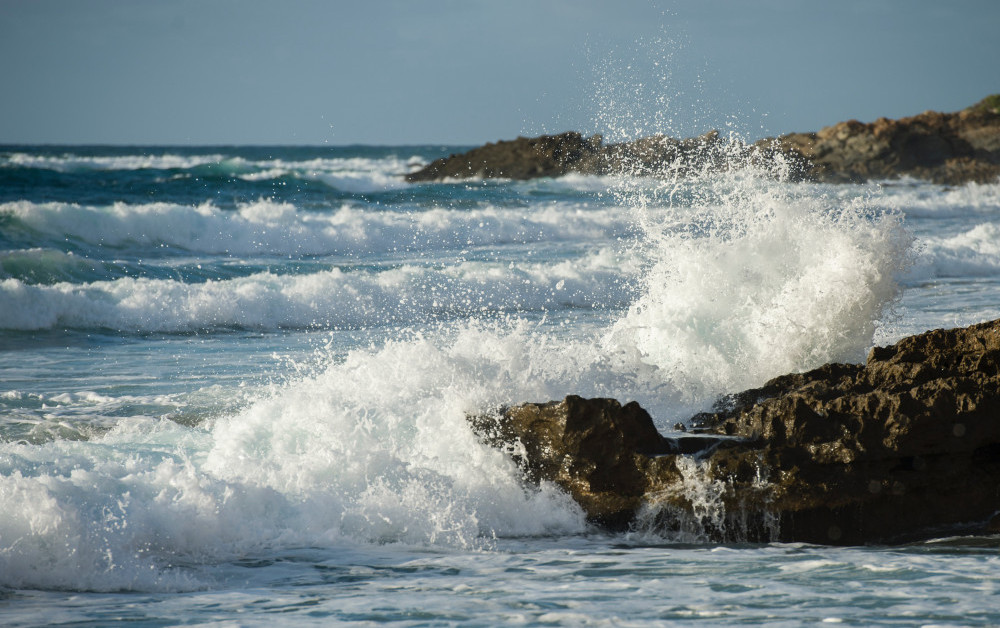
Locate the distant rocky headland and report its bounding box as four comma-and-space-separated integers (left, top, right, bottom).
407, 95, 1000, 186
469, 318, 1000, 544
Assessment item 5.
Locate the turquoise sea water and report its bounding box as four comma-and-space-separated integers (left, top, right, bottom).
2, 144, 1000, 625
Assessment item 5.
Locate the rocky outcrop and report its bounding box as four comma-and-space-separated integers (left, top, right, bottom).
406, 95, 1000, 185
405, 132, 604, 181
468, 395, 728, 529
762, 95, 1000, 184
405, 130, 733, 182
469, 318, 1000, 544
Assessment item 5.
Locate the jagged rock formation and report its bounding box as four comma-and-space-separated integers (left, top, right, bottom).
468, 318, 1000, 544
406, 95, 1000, 186
405, 132, 604, 181
762, 95, 1000, 184
405, 130, 733, 182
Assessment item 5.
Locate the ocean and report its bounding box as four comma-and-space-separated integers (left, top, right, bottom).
2, 143, 1000, 625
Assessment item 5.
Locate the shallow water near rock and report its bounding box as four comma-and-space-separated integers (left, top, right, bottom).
2, 145, 1000, 625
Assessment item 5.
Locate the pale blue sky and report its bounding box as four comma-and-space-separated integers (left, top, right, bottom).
1, 0, 997, 145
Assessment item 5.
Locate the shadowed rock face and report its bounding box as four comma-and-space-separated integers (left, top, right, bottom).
468, 319, 1000, 545
406, 96, 1000, 186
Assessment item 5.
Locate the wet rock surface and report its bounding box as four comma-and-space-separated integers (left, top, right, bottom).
469, 319, 1000, 544
408, 95, 1000, 186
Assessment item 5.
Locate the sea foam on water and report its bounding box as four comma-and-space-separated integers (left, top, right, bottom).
0, 142, 917, 593
0, 199, 630, 256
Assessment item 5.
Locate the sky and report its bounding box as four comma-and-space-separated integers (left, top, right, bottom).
1, 0, 998, 146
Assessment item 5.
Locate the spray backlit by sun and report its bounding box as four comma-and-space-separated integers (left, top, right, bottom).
583, 36, 913, 402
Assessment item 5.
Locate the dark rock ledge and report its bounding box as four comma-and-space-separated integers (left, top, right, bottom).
408, 95, 1000, 186
468, 318, 1000, 544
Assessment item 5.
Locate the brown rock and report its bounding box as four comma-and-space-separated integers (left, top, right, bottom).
468, 395, 726, 529
690, 320, 1000, 543
758, 96, 1000, 185
469, 319, 1000, 544
404, 130, 735, 182
404, 132, 604, 182
407, 95, 1000, 186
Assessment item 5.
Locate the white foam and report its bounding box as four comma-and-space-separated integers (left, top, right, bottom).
1, 152, 231, 172
0, 427, 287, 591
0, 187, 910, 586
1, 151, 426, 192
1, 199, 631, 257
883, 180, 1000, 219
602, 173, 911, 400
0, 161, 917, 592
907, 222, 1000, 278
0, 325, 596, 590
256, 155, 418, 192
0, 249, 636, 331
